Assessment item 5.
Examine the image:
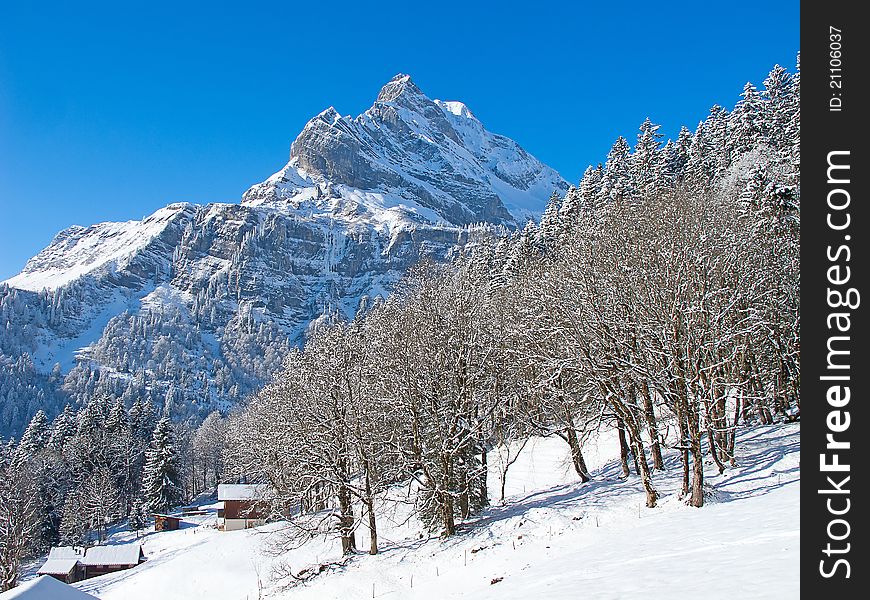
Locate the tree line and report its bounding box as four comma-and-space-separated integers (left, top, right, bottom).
0, 398, 227, 590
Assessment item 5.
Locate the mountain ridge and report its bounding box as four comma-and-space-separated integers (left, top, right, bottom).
0, 74, 568, 436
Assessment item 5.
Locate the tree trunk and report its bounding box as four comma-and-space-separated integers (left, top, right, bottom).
728, 396, 740, 464
633, 437, 658, 508
621, 414, 658, 508
705, 418, 726, 475
616, 417, 632, 478
337, 485, 356, 554
565, 424, 591, 483
363, 467, 378, 555
442, 494, 456, 537
459, 470, 470, 520
441, 453, 456, 536
674, 400, 690, 499
479, 438, 488, 507
703, 397, 726, 475
641, 381, 664, 470
685, 404, 705, 508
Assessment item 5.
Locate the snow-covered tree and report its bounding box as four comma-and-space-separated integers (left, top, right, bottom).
128, 498, 148, 538
141, 418, 183, 513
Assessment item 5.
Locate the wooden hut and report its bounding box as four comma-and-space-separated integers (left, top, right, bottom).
37, 543, 144, 583
153, 514, 182, 532
217, 484, 269, 531
36, 547, 85, 583
80, 544, 145, 579
36, 559, 82, 584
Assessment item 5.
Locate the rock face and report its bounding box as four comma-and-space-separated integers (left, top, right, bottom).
243, 74, 565, 226
0, 74, 567, 436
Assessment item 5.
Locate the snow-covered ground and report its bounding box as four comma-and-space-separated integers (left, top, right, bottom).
70, 423, 799, 600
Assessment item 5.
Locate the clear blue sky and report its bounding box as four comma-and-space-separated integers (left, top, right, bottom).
0, 1, 798, 281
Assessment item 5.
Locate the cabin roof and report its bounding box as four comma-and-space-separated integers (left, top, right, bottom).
36, 559, 79, 575
80, 544, 143, 566
40, 543, 144, 574
0, 576, 99, 599
218, 483, 268, 501
46, 547, 84, 560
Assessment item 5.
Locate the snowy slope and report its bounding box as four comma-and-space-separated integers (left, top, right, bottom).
0, 576, 99, 600
72, 424, 799, 600
5, 204, 196, 293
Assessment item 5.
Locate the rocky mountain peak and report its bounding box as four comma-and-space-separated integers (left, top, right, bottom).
375, 73, 425, 105
254, 75, 567, 227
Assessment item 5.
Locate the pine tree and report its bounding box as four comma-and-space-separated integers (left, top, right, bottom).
761, 64, 793, 149
106, 399, 129, 433
128, 498, 147, 538
47, 405, 77, 451
539, 191, 564, 243
601, 136, 634, 202
663, 126, 693, 182
58, 489, 89, 547
729, 82, 765, 154
141, 418, 183, 513
17, 410, 50, 456
631, 118, 664, 196
138, 400, 158, 441
787, 53, 800, 182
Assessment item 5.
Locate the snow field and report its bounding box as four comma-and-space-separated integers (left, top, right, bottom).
78, 423, 799, 600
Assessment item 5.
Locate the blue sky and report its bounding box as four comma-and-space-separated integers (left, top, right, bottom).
0, 1, 798, 281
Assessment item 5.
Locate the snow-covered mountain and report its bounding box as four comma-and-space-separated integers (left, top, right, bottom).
0, 74, 567, 436
242, 74, 565, 227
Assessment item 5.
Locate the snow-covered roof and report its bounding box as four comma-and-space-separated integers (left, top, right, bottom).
0, 576, 99, 599
47, 547, 85, 560
36, 559, 79, 575
217, 484, 268, 501
81, 543, 143, 566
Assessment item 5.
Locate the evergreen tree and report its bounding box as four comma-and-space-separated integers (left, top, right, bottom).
601, 136, 634, 202
106, 398, 129, 433
141, 418, 183, 513
128, 498, 148, 538
729, 82, 765, 154
539, 190, 564, 243
787, 52, 800, 180
631, 118, 664, 195
761, 64, 793, 148
17, 410, 49, 456
48, 405, 77, 451
663, 126, 693, 182
58, 489, 89, 547
699, 105, 731, 180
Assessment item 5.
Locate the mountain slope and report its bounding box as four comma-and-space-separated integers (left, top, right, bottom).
0, 75, 567, 436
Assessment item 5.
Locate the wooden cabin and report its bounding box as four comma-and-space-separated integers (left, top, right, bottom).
37, 547, 85, 583
217, 484, 269, 531
36, 559, 82, 584
153, 513, 182, 531
38, 543, 144, 583
80, 544, 145, 578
